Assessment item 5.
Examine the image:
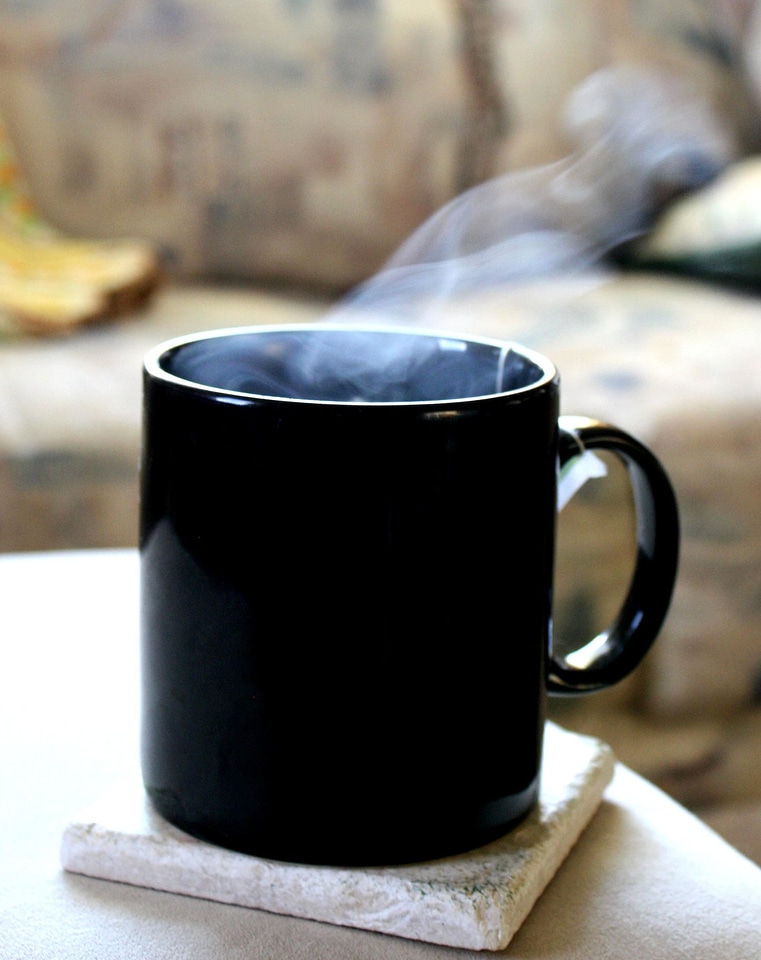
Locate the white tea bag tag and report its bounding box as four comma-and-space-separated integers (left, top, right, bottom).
557, 449, 608, 511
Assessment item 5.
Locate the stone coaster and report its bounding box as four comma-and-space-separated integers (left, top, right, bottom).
60, 722, 614, 951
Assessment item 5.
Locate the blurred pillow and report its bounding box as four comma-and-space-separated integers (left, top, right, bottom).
625, 157, 761, 288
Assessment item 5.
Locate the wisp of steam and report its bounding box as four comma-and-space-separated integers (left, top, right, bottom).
328, 63, 733, 325
170, 65, 734, 402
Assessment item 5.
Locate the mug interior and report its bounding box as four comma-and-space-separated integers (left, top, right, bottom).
159, 326, 551, 403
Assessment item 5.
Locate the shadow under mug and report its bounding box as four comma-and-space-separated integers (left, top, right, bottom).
140, 323, 679, 866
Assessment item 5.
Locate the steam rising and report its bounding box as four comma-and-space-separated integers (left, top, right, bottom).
327, 64, 734, 326
168, 65, 734, 402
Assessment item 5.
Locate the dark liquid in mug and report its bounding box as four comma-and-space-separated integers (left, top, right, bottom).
163, 328, 546, 403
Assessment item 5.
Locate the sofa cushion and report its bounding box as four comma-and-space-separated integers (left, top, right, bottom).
0, 1, 752, 290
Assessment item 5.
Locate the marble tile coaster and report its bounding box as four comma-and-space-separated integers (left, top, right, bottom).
60, 722, 614, 951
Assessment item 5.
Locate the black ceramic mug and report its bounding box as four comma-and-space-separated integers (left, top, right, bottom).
140, 323, 679, 866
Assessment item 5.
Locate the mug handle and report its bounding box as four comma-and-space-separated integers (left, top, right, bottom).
548, 415, 680, 694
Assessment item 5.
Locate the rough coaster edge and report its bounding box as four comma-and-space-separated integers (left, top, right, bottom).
60, 723, 615, 951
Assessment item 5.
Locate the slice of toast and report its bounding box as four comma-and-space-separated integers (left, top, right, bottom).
0, 117, 161, 335
0, 230, 162, 335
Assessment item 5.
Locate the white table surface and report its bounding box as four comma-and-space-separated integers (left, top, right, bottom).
2, 549, 761, 959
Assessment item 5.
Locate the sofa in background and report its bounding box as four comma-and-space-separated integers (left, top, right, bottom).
0, 0, 757, 292
0, 1, 760, 866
